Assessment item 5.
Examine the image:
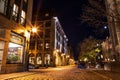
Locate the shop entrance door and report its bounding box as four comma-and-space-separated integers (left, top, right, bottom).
0, 41, 4, 71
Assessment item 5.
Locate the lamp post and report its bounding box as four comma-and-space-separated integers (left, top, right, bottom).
28, 27, 38, 68
31, 27, 38, 68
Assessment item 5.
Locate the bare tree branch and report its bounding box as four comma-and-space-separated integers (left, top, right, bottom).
80, 0, 107, 28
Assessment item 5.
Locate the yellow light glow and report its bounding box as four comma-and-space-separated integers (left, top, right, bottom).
56, 49, 59, 52
24, 30, 30, 40
32, 27, 37, 33
61, 53, 65, 56
66, 55, 70, 58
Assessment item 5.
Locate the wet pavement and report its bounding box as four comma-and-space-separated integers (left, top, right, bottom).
0, 65, 119, 80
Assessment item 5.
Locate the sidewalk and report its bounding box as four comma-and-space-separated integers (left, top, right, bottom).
0, 71, 34, 80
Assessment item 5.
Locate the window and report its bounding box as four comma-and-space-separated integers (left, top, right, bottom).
29, 40, 35, 50
0, 0, 9, 15
39, 31, 43, 38
45, 43, 50, 49
12, 4, 19, 22
45, 40, 50, 50
7, 43, 23, 64
20, 10, 26, 26
24, 0, 27, 3
45, 29, 51, 38
45, 21, 51, 27
29, 53, 35, 65
36, 53, 42, 65
37, 41, 43, 50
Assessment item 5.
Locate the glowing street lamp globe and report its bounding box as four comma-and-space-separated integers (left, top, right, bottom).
32, 27, 37, 33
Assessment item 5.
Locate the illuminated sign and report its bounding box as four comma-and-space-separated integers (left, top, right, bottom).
10, 32, 24, 45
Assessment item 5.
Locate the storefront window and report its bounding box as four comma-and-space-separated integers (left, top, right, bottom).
37, 56, 42, 65
7, 32, 25, 64
29, 53, 35, 65
7, 43, 23, 64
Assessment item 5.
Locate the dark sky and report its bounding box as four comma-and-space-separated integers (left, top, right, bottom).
33, 0, 109, 60
40, 0, 91, 44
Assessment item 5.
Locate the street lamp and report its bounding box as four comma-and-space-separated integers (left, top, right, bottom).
32, 27, 37, 33
24, 27, 37, 70
29, 27, 38, 68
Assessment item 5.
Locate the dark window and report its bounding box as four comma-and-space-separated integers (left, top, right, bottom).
45, 29, 51, 38
0, 0, 8, 14
0, 0, 11, 18
24, 0, 28, 3
45, 21, 51, 27
29, 38, 35, 50
22, 0, 27, 11
39, 31, 43, 38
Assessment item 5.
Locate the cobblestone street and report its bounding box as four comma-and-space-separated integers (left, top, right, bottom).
0, 65, 116, 80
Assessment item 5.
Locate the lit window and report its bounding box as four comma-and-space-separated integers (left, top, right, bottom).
45, 43, 50, 49
45, 13, 49, 17
12, 4, 19, 21
20, 10, 26, 25
7, 43, 24, 64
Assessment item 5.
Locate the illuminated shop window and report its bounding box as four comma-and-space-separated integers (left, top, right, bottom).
36, 53, 42, 65
29, 57, 35, 64
7, 32, 25, 64
12, 4, 19, 22
20, 10, 26, 26
7, 43, 23, 64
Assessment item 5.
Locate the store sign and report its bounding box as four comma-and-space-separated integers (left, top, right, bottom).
10, 32, 24, 45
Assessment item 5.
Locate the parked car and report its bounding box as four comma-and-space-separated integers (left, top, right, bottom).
78, 61, 86, 69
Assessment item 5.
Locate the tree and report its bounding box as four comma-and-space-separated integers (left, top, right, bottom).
80, 0, 107, 28
78, 36, 102, 64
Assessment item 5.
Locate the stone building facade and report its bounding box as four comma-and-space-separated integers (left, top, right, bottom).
29, 15, 69, 67
0, 0, 33, 73
105, 0, 120, 61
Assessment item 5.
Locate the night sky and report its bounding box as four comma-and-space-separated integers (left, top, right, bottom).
33, 0, 89, 44
33, 0, 109, 60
